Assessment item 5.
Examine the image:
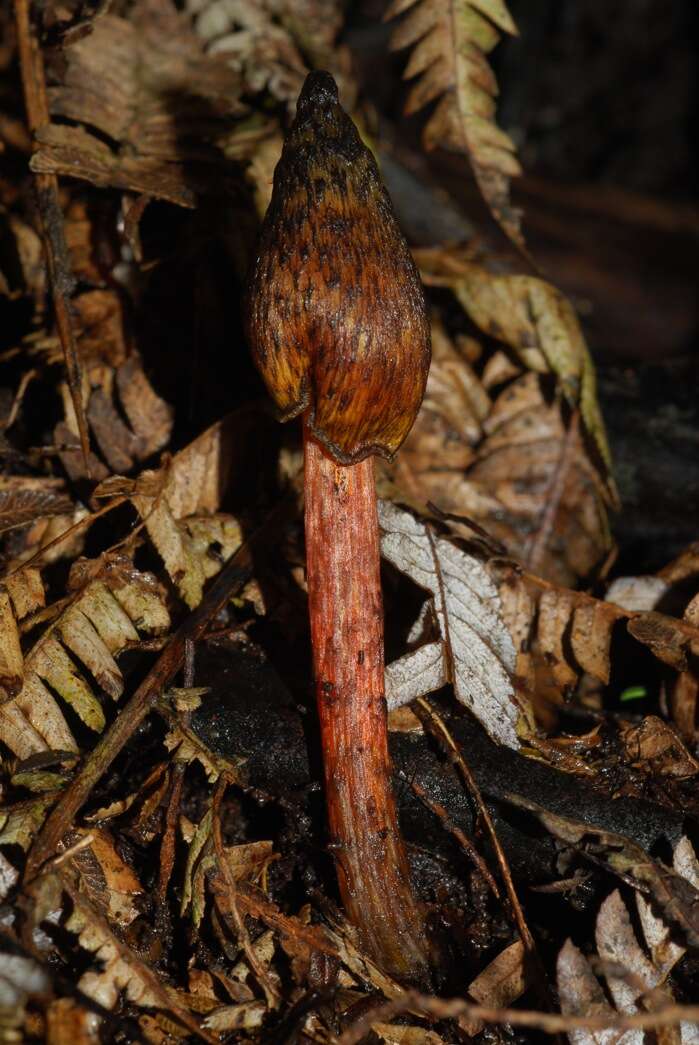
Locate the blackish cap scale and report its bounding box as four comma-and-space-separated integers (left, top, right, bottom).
245, 70, 431, 464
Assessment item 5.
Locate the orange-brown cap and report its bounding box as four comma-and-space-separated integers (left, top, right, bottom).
244, 70, 431, 464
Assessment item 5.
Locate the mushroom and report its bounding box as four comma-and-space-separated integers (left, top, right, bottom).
245, 71, 432, 983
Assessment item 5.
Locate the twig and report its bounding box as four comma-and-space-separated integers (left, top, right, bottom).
337, 990, 699, 1044
404, 774, 500, 900
413, 697, 560, 1022
24, 504, 286, 879
156, 763, 185, 918
2, 496, 128, 582
211, 774, 281, 1008
1, 369, 38, 431
156, 639, 193, 922
13, 0, 91, 473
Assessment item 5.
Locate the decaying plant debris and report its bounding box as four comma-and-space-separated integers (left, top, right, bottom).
1, 0, 699, 1041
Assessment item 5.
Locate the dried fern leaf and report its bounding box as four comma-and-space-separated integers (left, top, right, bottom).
0, 479, 73, 536
0, 563, 170, 757
0, 590, 23, 700
0, 794, 56, 851
58, 877, 199, 1031
5, 567, 45, 621
385, 0, 524, 250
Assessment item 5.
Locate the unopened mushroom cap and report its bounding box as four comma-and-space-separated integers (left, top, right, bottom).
244, 70, 431, 464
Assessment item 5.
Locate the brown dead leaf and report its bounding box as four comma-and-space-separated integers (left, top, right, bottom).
67, 827, 144, 929
1, 214, 45, 300
469, 373, 612, 585
34, 1, 251, 207
627, 612, 691, 671
46, 997, 99, 1045
203, 1001, 267, 1032
56, 350, 173, 480
63, 199, 112, 287
416, 248, 617, 500
44, 875, 208, 1037
73, 291, 128, 368
124, 416, 244, 606
460, 940, 527, 1036
388, 359, 612, 586
372, 1024, 446, 1045
397, 316, 488, 476
211, 877, 338, 966
658, 542, 699, 586
0, 588, 24, 700
5, 567, 46, 621
671, 669, 699, 743
510, 796, 699, 949
495, 565, 699, 728
536, 587, 615, 694
618, 717, 699, 779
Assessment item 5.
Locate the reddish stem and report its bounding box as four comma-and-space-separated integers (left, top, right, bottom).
303, 422, 430, 983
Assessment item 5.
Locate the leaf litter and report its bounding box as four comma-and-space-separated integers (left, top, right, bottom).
0, 0, 698, 1040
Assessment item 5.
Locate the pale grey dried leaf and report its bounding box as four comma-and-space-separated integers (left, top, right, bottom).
556, 938, 638, 1045
379, 500, 520, 747
596, 890, 657, 1014
636, 837, 699, 1040
606, 576, 669, 613
0, 852, 19, 902
0, 950, 50, 1035
385, 641, 445, 711
512, 796, 699, 950
203, 1000, 267, 1031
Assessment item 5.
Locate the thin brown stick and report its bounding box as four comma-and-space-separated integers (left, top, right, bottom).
415, 699, 535, 956
156, 639, 191, 924
406, 775, 500, 900
304, 425, 431, 985
1, 369, 38, 431
23, 510, 281, 879
338, 990, 699, 1044
156, 763, 185, 917
3, 496, 128, 582
211, 774, 280, 1008
13, 0, 91, 473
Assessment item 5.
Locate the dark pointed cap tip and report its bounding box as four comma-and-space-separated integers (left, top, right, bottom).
297, 70, 339, 112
